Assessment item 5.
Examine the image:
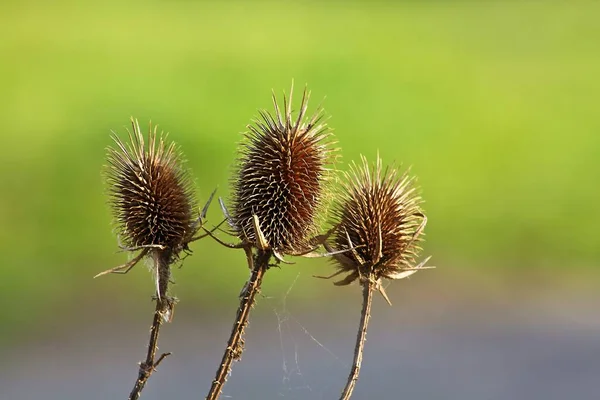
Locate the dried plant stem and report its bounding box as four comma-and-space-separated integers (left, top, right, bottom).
340, 278, 374, 400
129, 251, 173, 400
129, 301, 170, 400
205, 248, 270, 400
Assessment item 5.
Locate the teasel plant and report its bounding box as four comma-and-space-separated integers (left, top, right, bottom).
94, 118, 214, 400
317, 155, 433, 400
203, 84, 338, 400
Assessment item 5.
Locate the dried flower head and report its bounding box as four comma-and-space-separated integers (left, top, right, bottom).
229, 85, 335, 256
105, 118, 197, 256
326, 155, 430, 303
99, 118, 201, 400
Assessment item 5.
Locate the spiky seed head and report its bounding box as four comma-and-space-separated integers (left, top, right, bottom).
331, 155, 427, 282
105, 118, 197, 254
231, 85, 335, 255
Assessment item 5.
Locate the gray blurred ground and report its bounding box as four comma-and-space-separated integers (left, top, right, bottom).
3, 276, 599, 400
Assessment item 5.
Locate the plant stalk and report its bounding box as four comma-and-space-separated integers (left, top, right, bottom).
340, 278, 374, 400
205, 248, 270, 400
129, 250, 173, 400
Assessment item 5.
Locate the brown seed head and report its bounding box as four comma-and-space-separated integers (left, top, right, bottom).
330, 155, 427, 283
231, 86, 335, 255
105, 118, 197, 254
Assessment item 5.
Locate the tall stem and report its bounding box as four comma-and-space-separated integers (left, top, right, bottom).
129, 250, 173, 400
340, 279, 374, 400
205, 248, 270, 400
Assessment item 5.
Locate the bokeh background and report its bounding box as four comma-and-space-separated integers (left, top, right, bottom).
1, 1, 599, 399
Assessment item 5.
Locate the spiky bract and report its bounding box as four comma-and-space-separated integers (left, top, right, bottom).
231, 87, 335, 255
331, 155, 426, 283
106, 118, 197, 254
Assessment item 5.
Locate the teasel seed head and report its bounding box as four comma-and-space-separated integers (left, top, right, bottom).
327, 155, 430, 303
105, 118, 198, 258
230, 84, 336, 256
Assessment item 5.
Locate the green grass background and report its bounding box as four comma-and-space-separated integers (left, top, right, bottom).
0, 1, 598, 341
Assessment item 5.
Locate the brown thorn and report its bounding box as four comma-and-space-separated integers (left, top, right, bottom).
117, 243, 166, 253
188, 219, 227, 243
300, 243, 365, 259
202, 226, 245, 249
273, 250, 294, 264
94, 248, 149, 278
323, 242, 355, 270
385, 256, 434, 280
153, 352, 172, 369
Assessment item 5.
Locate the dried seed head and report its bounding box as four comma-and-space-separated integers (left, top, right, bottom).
231, 85, 335, 255
330, 155, 427, 284
106, 118, 197, 255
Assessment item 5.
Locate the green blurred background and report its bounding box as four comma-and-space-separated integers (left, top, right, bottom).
1, 0, 599, 388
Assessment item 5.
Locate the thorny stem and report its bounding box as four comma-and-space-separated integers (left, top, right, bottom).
340, 278, 374, 400
205, 248, 271, 400
129, 250, 174, 400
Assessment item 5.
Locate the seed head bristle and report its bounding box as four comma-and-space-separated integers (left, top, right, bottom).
331, 155, 426, 282
231, 85, 336, 255
105, 118, 197, 254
